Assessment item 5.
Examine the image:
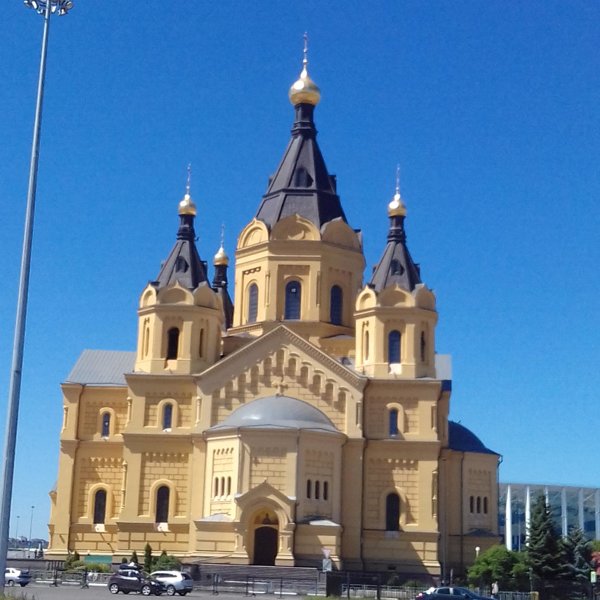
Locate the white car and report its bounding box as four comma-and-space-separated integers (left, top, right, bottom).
5, 567, 32, 587
150, 571, 193, 596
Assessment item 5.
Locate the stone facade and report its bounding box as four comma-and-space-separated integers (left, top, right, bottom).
47, 60, 500, 579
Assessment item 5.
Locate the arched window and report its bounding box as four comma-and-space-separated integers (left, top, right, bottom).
385, 493, 401, 531
155, 486, 170, 523
420, 331, 426, 362
162, 403, 173, 430
330, 285, 343, 325
101, 412, 111, 438
364, 330, 369, 361
199, 328, 204, 358
220, 477, 225, 496
284, 281, 301, 320
143, 325, 150, 357
93, 489, 107, 524
306, 480, 312, 499
470, 496, 474, 513
323, 481, 329, 501
483, 497, 488, 514
214, 478, 219, 497
315, 481, 320, 500
389, 409, 399, 437
476, 496, 481, 514
390, 259, 404, 276
227, 477, 232, 496
248, 284, 258, 323
388, 330, 401, 363
166, 327, 179, 360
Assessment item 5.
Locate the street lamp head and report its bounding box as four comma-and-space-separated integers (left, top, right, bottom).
24, 0, 73, 16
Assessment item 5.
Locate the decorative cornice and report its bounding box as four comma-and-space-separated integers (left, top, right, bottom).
199, 324, 367, 392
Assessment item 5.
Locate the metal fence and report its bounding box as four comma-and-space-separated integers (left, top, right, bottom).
340, 584, 423, 599
26, 567, 590, 600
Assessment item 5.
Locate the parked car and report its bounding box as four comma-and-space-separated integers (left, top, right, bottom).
4, 567, 32, 587
416, 587, 493, 600
150, 571, 194, 596
108, 569, 164, 595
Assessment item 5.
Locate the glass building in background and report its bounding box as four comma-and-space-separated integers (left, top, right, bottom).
499, 483, 600, 551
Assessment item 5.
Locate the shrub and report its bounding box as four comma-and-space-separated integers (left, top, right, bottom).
152, 549, 181, 570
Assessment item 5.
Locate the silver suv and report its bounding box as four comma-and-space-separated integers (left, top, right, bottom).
150, 571, 193, 596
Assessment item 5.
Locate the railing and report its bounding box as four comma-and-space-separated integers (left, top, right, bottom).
24, 568, 576, 600
341, 584, 423, 599
197, 572, 323, 596
28, 569, 113, 586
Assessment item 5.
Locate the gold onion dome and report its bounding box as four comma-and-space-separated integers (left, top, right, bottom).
213, 245, 229, 266
388, 191, 407, 217
289, 34, 321, 106
178, 192, 197, 216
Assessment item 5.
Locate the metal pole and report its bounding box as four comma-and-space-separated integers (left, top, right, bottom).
29, 505, 35, 545
0, 1, 52, 588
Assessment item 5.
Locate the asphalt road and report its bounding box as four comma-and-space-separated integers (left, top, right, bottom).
3, 583, 240, 600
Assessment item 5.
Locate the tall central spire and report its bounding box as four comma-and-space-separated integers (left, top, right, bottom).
254, 36, 347, 230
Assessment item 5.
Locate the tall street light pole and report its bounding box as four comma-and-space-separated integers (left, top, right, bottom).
29, 505, 35, 545
0, 0, 73, 588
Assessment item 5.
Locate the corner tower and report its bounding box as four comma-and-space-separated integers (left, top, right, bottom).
230, 42, 365, 348
355, 178, 438, 378
135, 179, 223, 374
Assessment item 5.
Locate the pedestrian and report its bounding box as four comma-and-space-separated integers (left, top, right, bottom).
491, 580, 499, 599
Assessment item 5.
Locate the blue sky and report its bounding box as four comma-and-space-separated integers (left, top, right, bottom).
0, 1, 598, 540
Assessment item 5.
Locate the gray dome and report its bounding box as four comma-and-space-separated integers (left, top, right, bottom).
208, 395, 338, 433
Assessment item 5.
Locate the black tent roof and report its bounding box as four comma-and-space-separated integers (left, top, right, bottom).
255, 102, 346, 230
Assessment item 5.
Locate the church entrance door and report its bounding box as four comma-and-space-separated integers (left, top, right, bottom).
253, 526, 278, 565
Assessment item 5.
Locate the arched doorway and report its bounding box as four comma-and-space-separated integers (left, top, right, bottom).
253, 526, 278, 565
250, 509, 279, 565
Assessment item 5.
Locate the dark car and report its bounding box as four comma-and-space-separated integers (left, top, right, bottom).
416, 587, 493, 600
108, 569, 164, 595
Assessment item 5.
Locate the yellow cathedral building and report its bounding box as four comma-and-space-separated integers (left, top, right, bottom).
47, 54, 500, 578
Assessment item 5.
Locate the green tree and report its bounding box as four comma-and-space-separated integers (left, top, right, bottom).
64, 550, 83, 570
467, 545, 528, 590
560, 528, 592, 598
152, 549, 181, 571
526, 495, 562, 594
144, 543, 153, 572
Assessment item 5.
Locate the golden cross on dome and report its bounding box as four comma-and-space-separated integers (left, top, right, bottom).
186, 163, 192, 195
220, 223, 225, 248
303, 32, 309, 69
395, 164, 401, 195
